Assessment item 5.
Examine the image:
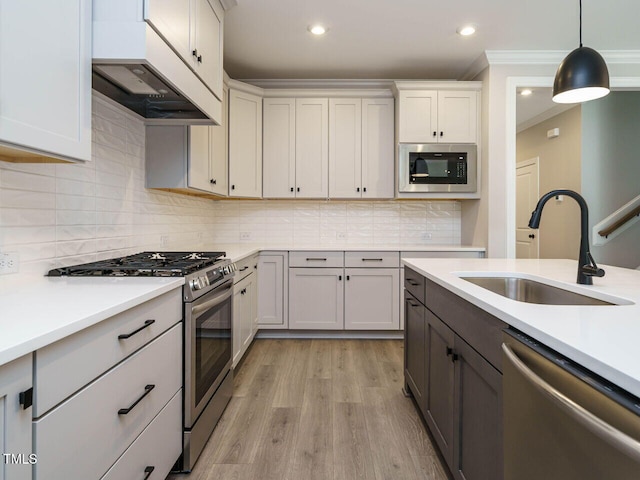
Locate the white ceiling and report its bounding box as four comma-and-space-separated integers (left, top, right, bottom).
516, 87, 575, 131
223, 0, 640, 80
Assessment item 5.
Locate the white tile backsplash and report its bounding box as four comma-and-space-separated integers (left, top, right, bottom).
0, 95, 461, 277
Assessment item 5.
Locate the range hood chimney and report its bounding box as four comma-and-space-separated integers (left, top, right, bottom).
92, 3, 222, 124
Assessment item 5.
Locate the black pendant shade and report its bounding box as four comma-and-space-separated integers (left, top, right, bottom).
552, 46, 610, 103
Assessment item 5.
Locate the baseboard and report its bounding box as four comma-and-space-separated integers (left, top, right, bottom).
255, 330, 404, 340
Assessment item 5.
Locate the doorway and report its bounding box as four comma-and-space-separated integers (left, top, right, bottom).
515, 158, 539, 258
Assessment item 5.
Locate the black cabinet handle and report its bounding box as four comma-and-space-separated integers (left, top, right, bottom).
241, 288, 247, 295
338, 275, 342, 281
297, 187, 300, 192
407, 300, 419, 308
433, 131, 437, 137
290, 187, 294, 192
406, 279, 420, 286
118, 385, 155, 415
19, 388, 33, 409
118, 320, 155, 340
197, 55, 202, 63
143, 466, 155, 480
239, 266, 249, 271
210, 179, 216, 185
306, 258, 327, 261
346, 275, 350, 281
446, 347, 459, 362
142, 465, 156, 480
446, 347, 453, 357
357, 187, 360, 192
440, 131, 444, 137
362, 258, 383, 262
192, 49, 198, 57
528, 234, 535, 239
231, 185, 235, 190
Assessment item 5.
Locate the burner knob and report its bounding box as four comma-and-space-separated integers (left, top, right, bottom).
201, 275, 209, 286
190, 278, 202, 291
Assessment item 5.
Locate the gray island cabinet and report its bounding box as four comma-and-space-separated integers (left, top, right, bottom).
404, 267, 505, 480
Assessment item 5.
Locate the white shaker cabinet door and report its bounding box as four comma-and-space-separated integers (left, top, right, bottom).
229, 89, 263, 198
289, 268, 344, 330
329, 98, 362, 198
144, 0, 192, 64
209, 87, 228, 196
361, 98, 394, 199
188, 125, 212, 192
0, 0, 91, 162
257, 254, 287, 328
192, 0, 224, 99
344, 268, 399, 330
437, 91, 477, 144
294, 98, 328, 198
263, 98, 296, 198
397, 90, 438, 144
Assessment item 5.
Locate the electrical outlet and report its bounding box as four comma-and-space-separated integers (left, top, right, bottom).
0, 252, 19, 274
160, 235, 169, 247
240, 232, 252, 241
423, 232, 433, 241
337, 232, 347, 240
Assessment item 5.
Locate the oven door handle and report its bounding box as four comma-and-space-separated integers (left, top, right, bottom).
191, 279, 234, 318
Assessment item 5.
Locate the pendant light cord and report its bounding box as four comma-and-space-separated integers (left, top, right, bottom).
579, 0, 583, 47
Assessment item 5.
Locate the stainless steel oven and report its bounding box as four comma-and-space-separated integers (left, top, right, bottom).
182, 267, 235, 471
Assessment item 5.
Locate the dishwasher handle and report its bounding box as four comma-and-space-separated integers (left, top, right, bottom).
502, 342, 640, 463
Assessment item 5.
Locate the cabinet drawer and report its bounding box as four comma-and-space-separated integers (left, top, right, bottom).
404, 267, 425, 304
289, 251, 344, 268
235, 253, 258, 282
101, 390, 182, 480
34, 289, 182, 416
345, 251, 399, 268
34, 324, 182, 480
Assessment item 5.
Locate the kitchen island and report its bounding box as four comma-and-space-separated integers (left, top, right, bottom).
402, 257, 640, 397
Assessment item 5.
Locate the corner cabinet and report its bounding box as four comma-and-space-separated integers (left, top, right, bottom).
396, 85, 479, 144
403, 269, 504, 480
328, 98, 395, 199
0, 354, 33, 480
229, 88, 263, 198
0, 0, 91, 163
145, 87, 228, 197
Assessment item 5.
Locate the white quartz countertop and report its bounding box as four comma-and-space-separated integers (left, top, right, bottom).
402, 258, 640, 397
217, 244, 486, 263
0, 275, 184, 367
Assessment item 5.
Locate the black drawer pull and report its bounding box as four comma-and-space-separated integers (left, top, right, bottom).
239, 266, 249, 272
407, 300, 419, 308
306, 258, 327, 261
118, 320, 155, 340
362, 258, 383, 262
118, 385, 155, 415
406, 279, 420, 286
143, 466, 155, 479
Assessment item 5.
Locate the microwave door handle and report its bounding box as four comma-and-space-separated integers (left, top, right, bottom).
502, 343, 640, 463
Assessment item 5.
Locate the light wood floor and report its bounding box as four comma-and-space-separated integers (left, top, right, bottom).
169, 339, 448, 480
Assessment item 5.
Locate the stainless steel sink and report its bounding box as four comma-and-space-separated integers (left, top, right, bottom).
461, 276, 615, 306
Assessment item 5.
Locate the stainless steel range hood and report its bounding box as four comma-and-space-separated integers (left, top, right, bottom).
92, 7, 221, 124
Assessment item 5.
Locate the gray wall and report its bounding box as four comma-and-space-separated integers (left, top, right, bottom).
582, 92, 640, 268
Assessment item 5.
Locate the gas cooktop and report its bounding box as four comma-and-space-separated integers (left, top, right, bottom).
47, 251, 227, 277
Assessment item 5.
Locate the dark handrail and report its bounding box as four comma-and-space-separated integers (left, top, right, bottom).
598, 205, 640, 238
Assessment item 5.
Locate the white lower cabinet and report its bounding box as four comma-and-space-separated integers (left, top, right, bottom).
33, 324, 182, 480
289, 267, 344, 330
0, 354, 33, 480
344, 268, 399, 330
233, 255, 258, 367
101, 391, 182, 480
257, 253, 288, 329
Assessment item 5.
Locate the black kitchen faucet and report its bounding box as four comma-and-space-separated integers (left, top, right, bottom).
528, 189, 605, 285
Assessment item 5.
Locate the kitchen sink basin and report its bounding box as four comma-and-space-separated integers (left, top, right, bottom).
460, 276, 616, 306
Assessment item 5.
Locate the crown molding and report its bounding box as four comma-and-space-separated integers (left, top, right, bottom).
227, 78, 264, 96
459, 52, 489, 81
486, 50, 640, 65
219, 0, 238, 11
239, 78, 395, 90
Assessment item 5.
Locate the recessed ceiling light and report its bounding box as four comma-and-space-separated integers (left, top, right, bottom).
308, 24, 328, 35
521, 89, 533, 96
456, 25, 476, 36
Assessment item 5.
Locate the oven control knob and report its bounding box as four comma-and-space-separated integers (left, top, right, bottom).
201, 275, 209, 286
190, 278, 202, 290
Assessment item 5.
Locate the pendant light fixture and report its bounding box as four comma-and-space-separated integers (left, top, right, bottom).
552, 0, 610, 104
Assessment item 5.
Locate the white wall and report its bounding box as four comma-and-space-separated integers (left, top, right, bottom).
0, 95, 461, 277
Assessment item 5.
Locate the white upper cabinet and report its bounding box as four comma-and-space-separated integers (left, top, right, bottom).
398, 89, 477, 144
188, 125, 212, 192
329, 98, 362, 199
145, 0, 224, 100
263, 98, 296, 198
329, 97, 394, 199
295, 98, 329, 198
0, 0, 91, 163
229, 89, 263, 198
209, 87, 229, 196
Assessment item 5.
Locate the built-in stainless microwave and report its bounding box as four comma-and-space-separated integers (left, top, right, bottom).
398, 144, 477, 193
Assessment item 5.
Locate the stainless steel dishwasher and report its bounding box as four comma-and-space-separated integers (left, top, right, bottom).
502, 329, 640, 480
